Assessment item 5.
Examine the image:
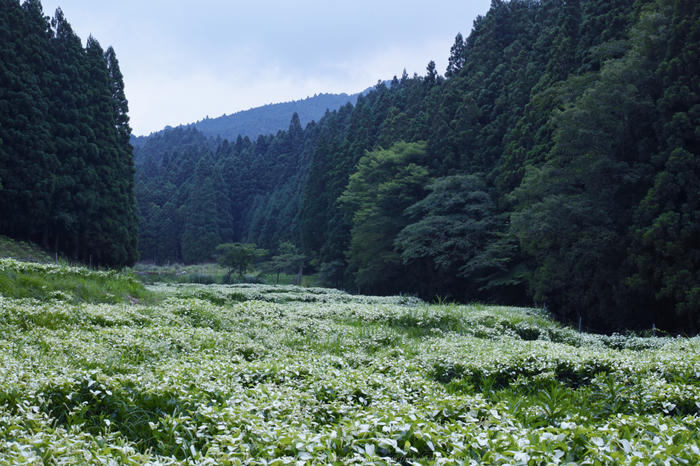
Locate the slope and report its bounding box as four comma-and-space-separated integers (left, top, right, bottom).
132, 92, 362, 146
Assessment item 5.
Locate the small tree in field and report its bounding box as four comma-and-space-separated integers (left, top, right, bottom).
216, 243, 267, 283
261, 241, 306, 284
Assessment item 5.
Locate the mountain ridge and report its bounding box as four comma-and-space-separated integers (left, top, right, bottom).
131, 91, 365, 146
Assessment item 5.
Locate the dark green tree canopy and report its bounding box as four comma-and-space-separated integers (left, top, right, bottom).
0, 1, 138, 267
397, 174, 511, 280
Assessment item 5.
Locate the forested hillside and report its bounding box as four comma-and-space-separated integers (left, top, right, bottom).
131, 93, 363, 146
0, 0, 138, 266
134, 0, 700, 332
188, 93, 361, 142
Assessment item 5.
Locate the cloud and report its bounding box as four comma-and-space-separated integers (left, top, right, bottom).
39, 0, 491, 135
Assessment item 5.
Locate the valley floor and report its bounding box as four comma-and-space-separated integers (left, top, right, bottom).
1, 260, 699, 464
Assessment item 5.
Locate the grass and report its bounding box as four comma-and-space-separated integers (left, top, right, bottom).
130, 261, 319, 287
0, 235, 55, 262
0, 235, 155, 305
263, 272, 318, 287
0, 258, 156, 305
130, 262, 226, 285
1, 262, 699, 464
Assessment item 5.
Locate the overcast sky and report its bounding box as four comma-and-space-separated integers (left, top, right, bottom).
40, 0, 492, 136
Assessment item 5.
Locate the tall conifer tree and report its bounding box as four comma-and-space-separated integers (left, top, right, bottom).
0, 0, 54, 237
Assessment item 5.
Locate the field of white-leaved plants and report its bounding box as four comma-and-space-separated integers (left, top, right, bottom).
1, 260, 700, 465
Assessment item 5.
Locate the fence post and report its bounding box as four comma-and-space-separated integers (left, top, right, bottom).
578, 317, 582, 333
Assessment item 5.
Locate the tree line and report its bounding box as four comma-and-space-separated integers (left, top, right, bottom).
134, 0, 700, 332
0, 0, 138, 266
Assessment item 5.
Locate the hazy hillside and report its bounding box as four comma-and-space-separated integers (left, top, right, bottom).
132, 92, 362, 146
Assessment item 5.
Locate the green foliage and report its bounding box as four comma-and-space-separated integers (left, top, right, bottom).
0, 258, 153, 304
0, 235, 53, 262
181, 155, 222, 264
215, 242, 268, 282
623, 0, 700, 331
130, 0, 700, 332
1, 263, 700, 463
0, 2, 139, 267
0, 0, 54, 237
315, 260, 346, 288
261, 241, 306, 284
340, 141, 430, 292
508, 0, 700, 330
396, 174, 517, 291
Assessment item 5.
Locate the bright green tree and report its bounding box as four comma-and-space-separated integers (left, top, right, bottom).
340, 141, 430, 293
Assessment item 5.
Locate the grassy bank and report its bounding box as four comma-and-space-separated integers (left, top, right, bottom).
0, 259, 155, 305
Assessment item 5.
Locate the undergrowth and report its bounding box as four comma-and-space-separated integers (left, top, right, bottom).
0, 236, 54, 263
1, 263, 699, 464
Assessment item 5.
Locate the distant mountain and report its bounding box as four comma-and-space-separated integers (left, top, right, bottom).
132, 92, 363, 147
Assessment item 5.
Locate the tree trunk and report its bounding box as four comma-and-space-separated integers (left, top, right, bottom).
72, 234, 80, 260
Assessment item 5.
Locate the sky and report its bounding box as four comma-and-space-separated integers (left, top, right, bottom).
40, 0, 493, 136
